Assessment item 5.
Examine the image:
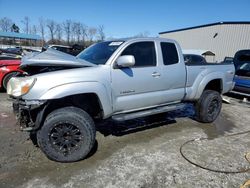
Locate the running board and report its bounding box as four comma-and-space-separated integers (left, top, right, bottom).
112, 103, 186, 121
230, 90, 250, 97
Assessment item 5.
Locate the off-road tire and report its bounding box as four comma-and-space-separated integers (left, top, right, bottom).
195, 90, 222, 123
2, 72, 19, 90
37, 106, 96, 162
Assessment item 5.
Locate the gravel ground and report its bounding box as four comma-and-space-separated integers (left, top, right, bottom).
0, 92, 249, 188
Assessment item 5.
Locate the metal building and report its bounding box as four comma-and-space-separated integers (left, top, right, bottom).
159, 22, 250, 62
0, 31, 42, 47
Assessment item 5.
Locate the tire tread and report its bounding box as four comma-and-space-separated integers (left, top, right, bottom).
37, 106, 96, 162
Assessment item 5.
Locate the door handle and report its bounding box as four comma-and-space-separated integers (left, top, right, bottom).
152, 72, 161, 77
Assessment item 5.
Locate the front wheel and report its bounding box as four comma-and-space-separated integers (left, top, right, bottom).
37, 107, 96, 162
195, 90, 222, 123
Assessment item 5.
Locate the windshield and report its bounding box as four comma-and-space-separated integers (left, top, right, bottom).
77, 41, 124, 65
236, 62, 250, 77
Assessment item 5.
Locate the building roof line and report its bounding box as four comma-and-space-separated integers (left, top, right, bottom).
159, 21, 250, 34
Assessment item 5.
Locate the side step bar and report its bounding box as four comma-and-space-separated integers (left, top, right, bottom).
229, 90, 250, 97
112, 103, 186, 121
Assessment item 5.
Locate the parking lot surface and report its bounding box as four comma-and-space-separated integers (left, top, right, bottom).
0, 92, 249, 188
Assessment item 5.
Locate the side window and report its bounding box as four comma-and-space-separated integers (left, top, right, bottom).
192, 55, 204, 64
121, 42, 156, 67
161, 42, 179, 65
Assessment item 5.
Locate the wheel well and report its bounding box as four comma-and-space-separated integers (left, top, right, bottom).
204, 79, 222, 93
2, 71, 20, 89
44, 93, 103, 121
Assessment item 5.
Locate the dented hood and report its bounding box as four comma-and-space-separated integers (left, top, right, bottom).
20, 48, 95, 68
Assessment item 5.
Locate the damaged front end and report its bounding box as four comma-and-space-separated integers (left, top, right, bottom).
7, 49, 95, 131
12, 98, 47, 131
20, 48, 94, 75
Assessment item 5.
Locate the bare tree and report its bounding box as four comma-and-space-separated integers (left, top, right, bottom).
87, 27, 97, 42
80, 24, 87, 43
97, 25, 105, 41
0, 17, 13, 32
31, 25, 37, 35
38, 17, 46, 44
71, 22, 76, 42
63, 20, 72, 44
72, 22, 82, 43
21, 16, 30, 34
56, 23, 63, 42
46, 19, 57, 42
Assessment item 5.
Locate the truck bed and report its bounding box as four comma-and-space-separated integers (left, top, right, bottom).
184, 63, 235, 100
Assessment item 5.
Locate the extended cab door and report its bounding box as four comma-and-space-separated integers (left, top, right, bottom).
111, 41, 164, 113
157, 42, 186, 103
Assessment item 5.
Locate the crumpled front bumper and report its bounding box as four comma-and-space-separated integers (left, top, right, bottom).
11, 98, 47, 131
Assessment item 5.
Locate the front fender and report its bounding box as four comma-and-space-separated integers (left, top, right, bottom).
39, 82, 112, 118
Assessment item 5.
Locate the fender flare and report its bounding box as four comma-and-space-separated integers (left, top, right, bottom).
39, 82, 113, 118
195, 72, 224, 99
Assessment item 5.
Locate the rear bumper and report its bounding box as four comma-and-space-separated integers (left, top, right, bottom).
11, 98, 47, 131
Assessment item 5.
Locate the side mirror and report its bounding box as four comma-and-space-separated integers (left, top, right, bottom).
117, 55, 135, 68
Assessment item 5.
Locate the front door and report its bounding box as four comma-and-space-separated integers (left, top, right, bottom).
111, 41, 163, 113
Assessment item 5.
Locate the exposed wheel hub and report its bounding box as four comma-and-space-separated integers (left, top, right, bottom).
49, 124, 83, 155
208, 98, 219, 116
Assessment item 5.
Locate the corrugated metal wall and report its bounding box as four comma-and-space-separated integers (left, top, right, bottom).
160, 24, 250, 62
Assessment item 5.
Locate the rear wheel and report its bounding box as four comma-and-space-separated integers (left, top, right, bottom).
37, 106, 96, 162
2, 72, 19, 90
195, 90, 222, 123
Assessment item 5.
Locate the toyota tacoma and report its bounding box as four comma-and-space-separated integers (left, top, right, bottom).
7, 38, 235, 162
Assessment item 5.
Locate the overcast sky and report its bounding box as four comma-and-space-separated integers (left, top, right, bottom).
0, 0, 250, 38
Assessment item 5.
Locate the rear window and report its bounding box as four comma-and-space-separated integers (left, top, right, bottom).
192, 55, 205, 64
161, 42, 179, 65
237, 54, 250, 62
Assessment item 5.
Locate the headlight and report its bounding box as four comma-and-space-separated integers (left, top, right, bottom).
7, 77, 36, 97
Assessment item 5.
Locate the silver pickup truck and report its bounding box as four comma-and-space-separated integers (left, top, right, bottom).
7, 38, 235, 162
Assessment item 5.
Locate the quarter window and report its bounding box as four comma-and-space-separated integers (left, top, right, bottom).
161, 42, 179, 65
192, 55, 205, 64
121, 42, 156, 67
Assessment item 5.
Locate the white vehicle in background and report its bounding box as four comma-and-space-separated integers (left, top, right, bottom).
183, 54, 207, 64
183, 49, 216, 63
42, 44, 84, 56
